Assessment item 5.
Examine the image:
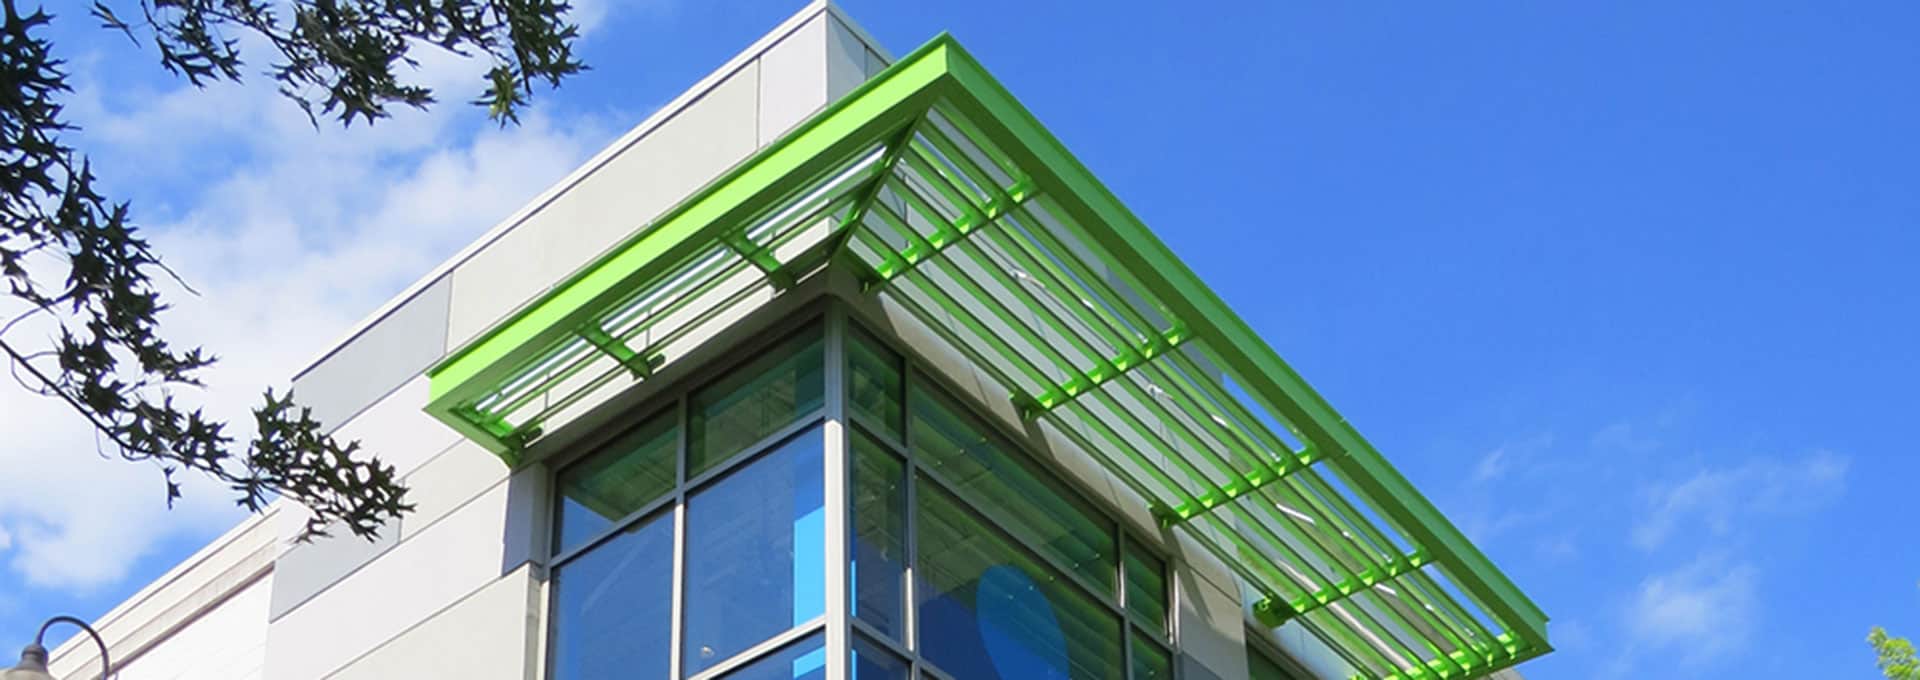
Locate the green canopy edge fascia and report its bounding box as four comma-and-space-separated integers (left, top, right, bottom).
424, 33, 1549, 678
937, 45, 1550, 656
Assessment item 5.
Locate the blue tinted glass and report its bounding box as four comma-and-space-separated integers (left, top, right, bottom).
689, 326, 824, 476
851, 634, 909, 680
715, 632, 826, 680
917, 479, 1123, 680
554, 410, 677, 555
1123, 547, 1168, 632
550, 510, 673, 680
909, 383, 1116, 592
683, 427, 826, 676
851, 430, 906, 640
1130, 632, 1172, 680
847, 325, 903, 440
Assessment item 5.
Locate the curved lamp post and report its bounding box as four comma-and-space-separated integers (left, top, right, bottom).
4, 616, 110, 680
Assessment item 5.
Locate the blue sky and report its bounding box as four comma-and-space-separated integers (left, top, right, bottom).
2, 1, 1915, 678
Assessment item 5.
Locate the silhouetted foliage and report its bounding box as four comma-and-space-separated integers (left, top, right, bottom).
0, 0, 584, 540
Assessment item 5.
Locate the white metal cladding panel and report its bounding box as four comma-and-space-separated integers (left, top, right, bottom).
322, 376, 463, 479
825, 14, 871, 101
290, 276, 452, 433
267, 525, 399, 621
1178, 572, 1251, 680
398, 438, 514, 539
282, 2, 894, 438
758, 13, 834, 145
45, 511, 278, 680
445, 59, 762, 348
268, 376, 468, 620
103, 577, 270, 680
324, 565, 539, 680
264, 482, 514, 679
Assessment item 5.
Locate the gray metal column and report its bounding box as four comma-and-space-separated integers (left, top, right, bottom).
823, 304, 852, 680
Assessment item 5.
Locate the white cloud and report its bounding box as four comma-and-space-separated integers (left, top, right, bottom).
1470, 433, 1554, 484
1625, 556, 1759, 665
1534, 532, 1579, 562
0, 26, 618, 592
1631, 450, 1849, 550
1452, 433, 1560, 545
1600, 450, 1848, 674
1471, 446, 1511, 483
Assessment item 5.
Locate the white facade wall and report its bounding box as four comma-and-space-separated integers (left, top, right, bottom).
46, 509, 278, 680
46, 5, 885, 680
104, 578, 269, 680
38, 4, 1421, 680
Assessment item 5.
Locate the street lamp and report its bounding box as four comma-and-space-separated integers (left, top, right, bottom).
4, 616, 110, 680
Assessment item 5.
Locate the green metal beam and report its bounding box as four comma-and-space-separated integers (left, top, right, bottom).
930, 39, 1551, 653
575, 326, 654, 378
427, 37, 954, 452
720, 234, 795, 289
829, 117, 928, 263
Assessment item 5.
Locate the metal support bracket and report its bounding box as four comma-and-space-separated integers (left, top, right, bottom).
576, 326, 658, 378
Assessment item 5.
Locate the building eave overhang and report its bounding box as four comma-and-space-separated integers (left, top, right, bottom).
424, 33, 1550, 679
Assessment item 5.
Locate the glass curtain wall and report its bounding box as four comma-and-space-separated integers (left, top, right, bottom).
1248, 641, 1310, 680
551, 321, 829, 680
844, 319, 1175, 680
545, 308, 1174, 680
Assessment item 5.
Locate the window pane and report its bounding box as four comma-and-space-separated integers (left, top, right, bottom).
917, 479, 1122, 680
910, 382, 1116, 592
550, 510, 673, 680
847, 324, 903, 440
715, 632, 827, 680
689, 324, 824, 476
1249, 645, 1303, 680
684, 427, 826, 676
1123, 547, 1168, 632
1129, 632, 1171, 680
554, 410, 677, 555
852, 634, 910, 680
852, 430, 907, 640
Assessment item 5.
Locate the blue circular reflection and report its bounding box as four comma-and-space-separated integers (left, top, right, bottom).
976, 565, 1069, 679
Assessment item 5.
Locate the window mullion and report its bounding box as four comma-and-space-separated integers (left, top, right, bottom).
669, 394, 689, 680
902, 359, 921, 656
825, 306, 852, 680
